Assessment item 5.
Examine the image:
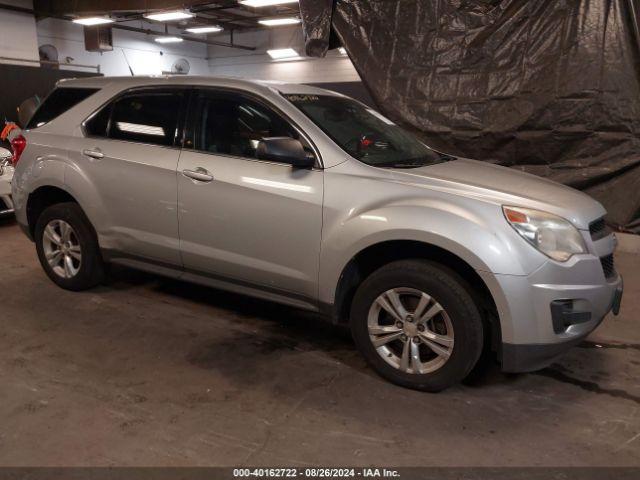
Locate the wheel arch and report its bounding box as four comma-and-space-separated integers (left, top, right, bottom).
26, 185, 80, 238
329, 239, 502, 352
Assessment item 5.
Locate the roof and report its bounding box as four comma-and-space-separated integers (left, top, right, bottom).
56, 75, 342, 97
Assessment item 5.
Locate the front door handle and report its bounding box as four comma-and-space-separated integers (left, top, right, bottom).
183, 167, 214, 183
83, 148, 104, 160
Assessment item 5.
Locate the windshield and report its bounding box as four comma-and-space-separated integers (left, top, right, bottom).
284, 94, 448, 168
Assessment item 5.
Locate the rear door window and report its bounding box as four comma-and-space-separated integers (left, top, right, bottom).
85, 89, 184, 147
27, 87, 99, 129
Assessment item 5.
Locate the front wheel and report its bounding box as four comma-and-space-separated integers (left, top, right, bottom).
350, 259, 484, 392
35, 202, 105, 291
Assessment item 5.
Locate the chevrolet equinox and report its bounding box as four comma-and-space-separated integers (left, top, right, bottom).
11, 76, 623, 391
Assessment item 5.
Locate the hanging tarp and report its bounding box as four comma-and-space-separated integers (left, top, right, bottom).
300, 0, 640, 232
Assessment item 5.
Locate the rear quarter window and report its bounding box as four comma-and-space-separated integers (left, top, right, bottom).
27, 87, 99, 129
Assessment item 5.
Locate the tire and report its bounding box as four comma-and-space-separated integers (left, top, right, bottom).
35, 202, 105, 291
350, 259, 484, 392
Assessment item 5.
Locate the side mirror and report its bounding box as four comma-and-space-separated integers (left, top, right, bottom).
257, 137, 315, 169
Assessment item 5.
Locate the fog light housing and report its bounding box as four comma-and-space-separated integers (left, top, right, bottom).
550, 299, 592, 334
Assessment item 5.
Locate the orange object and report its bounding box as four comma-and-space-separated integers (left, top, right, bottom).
504, 207, 528, 224
1, 122, 18, 141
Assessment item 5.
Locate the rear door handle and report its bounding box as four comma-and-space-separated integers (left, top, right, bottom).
83, 148, 104, 160
183, 167, 214, 183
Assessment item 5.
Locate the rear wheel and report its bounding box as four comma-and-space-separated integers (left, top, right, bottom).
350, 259, 484, 392
35, 202, 104, 291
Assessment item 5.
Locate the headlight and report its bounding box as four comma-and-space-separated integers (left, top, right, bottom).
503, 206, 587, 262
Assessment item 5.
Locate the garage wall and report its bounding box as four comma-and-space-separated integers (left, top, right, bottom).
207, 26, 359, 83
0, 64, 96, 124
0, 0, 39, 66
3, 9, 360, 83
36, 18, 211, 76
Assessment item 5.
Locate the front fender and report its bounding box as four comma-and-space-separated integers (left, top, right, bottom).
318, 201, 547, 306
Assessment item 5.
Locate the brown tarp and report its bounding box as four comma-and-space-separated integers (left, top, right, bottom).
300, 0, 640, 232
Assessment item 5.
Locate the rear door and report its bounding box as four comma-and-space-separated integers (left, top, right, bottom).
67, 87, 187, 265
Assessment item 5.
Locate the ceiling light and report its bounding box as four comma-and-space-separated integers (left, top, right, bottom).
72, 17, 114, 26
258, 17, 301, 26
267, 48, 299, 59
240, 0, 298, 7
186, 26, 223, 34
155, 36, 183, 43
144, 11, 194, 22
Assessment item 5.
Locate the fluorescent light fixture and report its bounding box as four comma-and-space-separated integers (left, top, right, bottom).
186, 26, 223, 34
258, 17, 301, 26
144, 10, 194, 22
267, 48, 299, 59
240, 0, 298, 7
338, 47, 347, 55
72, 17, 114, 26
155, 36, 183, 43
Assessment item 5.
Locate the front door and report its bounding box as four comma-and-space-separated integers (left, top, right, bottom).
177, 89, 323, 301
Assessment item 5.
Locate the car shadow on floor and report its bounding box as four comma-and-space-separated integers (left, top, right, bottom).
105, 264, 367, 362
102, 264, 528, 389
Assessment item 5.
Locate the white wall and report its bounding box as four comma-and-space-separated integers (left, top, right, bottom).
207, 26, 360, 84
0, 0, 39, 65
0, 5, 359, 83
36, 18, 210, 76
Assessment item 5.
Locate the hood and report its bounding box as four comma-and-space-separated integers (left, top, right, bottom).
386, 159, 605, 230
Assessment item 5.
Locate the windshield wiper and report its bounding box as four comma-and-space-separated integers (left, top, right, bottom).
375, 154, 455, 169
375, 159, 434, 168
378, 163, 426, 169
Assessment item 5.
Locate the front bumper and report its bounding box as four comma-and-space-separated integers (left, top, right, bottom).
501, 278, 623, 372
478, 240, 623, 373
502, 333, 598, 373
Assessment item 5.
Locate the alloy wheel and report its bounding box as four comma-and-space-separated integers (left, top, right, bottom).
367, 287, 454, 374
42, 219, 82, 279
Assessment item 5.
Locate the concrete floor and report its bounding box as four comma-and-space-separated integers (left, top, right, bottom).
0, 218, 639, 467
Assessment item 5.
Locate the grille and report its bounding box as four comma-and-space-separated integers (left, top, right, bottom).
589, 217, 610, 240
600, 254, 616, 279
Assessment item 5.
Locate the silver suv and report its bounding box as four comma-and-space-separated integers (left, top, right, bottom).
11, 76, 623, 391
